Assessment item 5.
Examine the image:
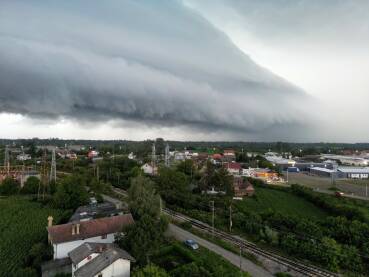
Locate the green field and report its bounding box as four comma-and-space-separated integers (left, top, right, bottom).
236, 186, 329, 220
0, 197, 63, 275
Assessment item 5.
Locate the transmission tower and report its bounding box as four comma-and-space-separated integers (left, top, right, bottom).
165, 143, 170, 167
151, 143, 156, 174
50, 149, 56, 183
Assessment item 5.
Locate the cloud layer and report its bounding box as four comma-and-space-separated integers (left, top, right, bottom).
0, 0, 313, 139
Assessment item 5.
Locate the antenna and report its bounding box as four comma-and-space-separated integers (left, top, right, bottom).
165, 143, 170, 167
50, 149, 56, 183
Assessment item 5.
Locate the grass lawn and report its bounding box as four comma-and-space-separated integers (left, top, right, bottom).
0, 196, 63, 275
236, 186, 329, 221
286, 172, 369, 198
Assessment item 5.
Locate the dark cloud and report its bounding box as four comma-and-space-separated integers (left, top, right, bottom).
0, 0, 312, 138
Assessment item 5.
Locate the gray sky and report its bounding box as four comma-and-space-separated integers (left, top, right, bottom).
0, 0, 367, 141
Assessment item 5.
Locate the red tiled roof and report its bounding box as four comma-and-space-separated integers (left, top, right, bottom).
224, 162, 241, 170
212, 154, 223, 160
48, 214, 134, 244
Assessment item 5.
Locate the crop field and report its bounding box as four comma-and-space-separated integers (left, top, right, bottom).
0, 197, 63, 275
236, 186, 329, 220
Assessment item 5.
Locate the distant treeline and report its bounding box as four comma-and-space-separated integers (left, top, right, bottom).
1, 138, 369, 153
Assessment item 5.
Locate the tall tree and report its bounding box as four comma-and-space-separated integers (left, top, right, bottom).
0, 177, 20, 195
53, 175, 88, 210
128, 176, 160, 219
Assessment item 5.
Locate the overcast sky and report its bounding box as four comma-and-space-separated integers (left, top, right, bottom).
0, 0, 368, 142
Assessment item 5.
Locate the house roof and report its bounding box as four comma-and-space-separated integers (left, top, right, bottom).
246, 184, 255, 192
48, 214, 134, 244
69, 202, 123, 222
225, 162, 241, 170
69, 242, 112, 265
212, 154, 223, 160
74, 248, 135, 277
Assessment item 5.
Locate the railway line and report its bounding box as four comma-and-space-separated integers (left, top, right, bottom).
112, 187, 337, 277
163, 208, 338, 277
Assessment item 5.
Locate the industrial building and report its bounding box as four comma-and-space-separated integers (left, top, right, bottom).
309, 167, 369, 179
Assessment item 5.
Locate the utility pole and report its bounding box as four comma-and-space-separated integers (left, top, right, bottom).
239, 245, 242, 273
4, 145, 10, 175
50, 149, 56, 183
229, 204, 233, 233
366, 184, 368, 198
159, 196, 162, 215
210, 201, 215, 237
286, 168, 289, 184
165, 143, 170, 167
152, 143, 156, 175
40, 150, 48, 200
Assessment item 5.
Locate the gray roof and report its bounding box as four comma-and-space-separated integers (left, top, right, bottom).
74, 248, 135, 277
68, 242, 112, 265
69, 202, 123, 222
338, 167, 369, 173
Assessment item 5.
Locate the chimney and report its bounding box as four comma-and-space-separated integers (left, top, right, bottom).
76, 223, 80, 235
47, 216, 53, 227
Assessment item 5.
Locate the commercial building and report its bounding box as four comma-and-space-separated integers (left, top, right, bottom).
338, 167, 369, 179
309, 167, 369, 179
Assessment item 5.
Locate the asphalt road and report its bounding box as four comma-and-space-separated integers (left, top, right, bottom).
167, 223, 272, 277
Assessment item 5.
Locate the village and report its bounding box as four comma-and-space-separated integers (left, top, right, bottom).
1, 140, 369, 276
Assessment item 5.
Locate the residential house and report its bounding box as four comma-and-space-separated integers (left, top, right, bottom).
223, 149, 236, 162
47, 214, 134, 260
141, 163, 157, 175
69, 242, 135, 277
69, 201, 123, 222
224, 162, 242, 175
233, 177, 254, 198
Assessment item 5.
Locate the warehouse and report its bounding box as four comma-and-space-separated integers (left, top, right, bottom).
309, 167, 337, 178
337, 167, 369, 179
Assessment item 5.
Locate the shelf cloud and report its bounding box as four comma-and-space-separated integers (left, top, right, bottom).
0, 0, 314, 139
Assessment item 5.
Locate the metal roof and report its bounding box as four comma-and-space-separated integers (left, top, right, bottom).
338, 167, 369, 173
310, 167, 335, 173
74, 247, 135, 277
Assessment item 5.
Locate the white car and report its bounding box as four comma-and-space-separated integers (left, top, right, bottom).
184, 239, 199, 250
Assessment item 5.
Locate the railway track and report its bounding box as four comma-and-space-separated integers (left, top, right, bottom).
112, 187, 337, 276
164, 208, 338, 277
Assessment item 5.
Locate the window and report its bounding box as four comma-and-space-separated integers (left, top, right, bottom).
101, 234, 107, 239
98, 274, 103, 277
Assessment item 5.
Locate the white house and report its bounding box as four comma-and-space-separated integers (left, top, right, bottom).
16, 153, 31, 161
47, 214, 134, 260
141, 163, 157, 175
69, 242, 135, 277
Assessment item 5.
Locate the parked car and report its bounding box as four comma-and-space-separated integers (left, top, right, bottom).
184, 239, 199, 250
335, 191, 344, 197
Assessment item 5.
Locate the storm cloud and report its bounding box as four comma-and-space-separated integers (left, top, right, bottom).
0, 0, 313, 138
